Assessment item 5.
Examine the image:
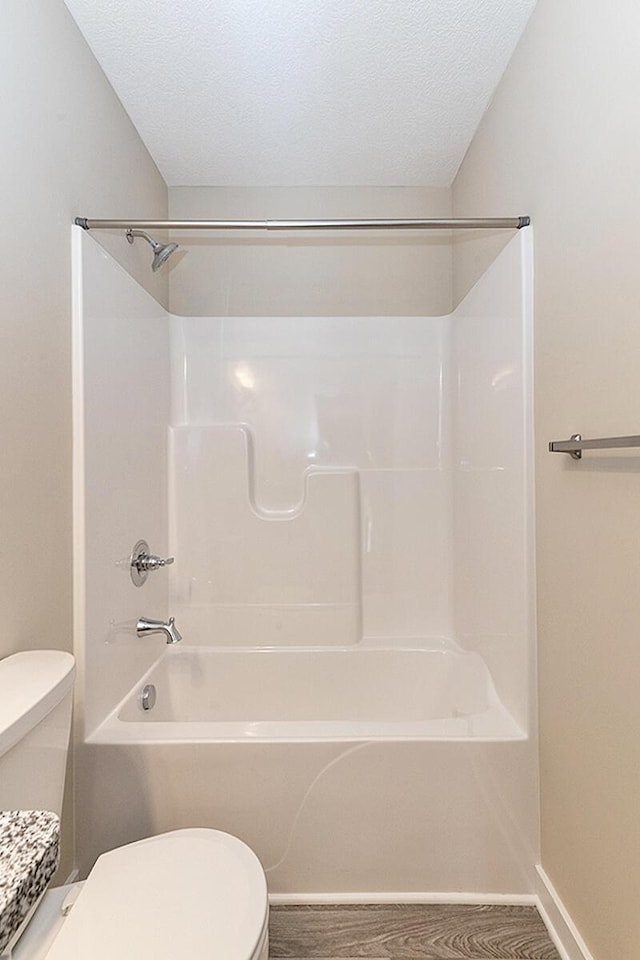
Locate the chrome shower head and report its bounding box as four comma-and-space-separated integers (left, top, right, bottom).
151, 240, 179, 272
126, 229, 179, 272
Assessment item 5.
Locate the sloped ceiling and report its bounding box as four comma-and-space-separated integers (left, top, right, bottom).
63, 0, 536, 187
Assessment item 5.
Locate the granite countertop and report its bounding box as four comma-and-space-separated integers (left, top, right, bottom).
0, 811, 60, 954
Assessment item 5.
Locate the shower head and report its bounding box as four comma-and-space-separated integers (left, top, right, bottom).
150, 240, 179, 272
126, 229, 179, 272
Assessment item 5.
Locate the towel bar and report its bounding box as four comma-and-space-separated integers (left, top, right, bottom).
548, 433, 640, 459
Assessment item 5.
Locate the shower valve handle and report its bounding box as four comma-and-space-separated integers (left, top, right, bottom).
138, 554, 175, 572
130, 539, 174, 586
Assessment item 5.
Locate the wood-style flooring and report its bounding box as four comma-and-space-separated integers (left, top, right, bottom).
269, 904, 560, 960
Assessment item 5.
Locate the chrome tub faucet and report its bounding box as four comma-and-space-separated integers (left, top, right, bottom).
137, 616, 182, 644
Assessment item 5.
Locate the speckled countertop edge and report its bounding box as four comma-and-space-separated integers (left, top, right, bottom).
0, 811, 60, 953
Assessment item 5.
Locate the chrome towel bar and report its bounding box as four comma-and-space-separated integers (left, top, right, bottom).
548, 433, 640, 459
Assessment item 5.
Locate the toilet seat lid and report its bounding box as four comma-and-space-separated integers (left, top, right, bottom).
44, 829, 268, 960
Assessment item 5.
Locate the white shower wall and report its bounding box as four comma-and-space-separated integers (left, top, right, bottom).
167, 231, 532, 726
169, 315, 453, 645
452, 234, 533, 729
73, 229, 170, 738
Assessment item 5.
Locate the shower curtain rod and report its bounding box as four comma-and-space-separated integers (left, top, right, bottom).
75, 216, 530, 232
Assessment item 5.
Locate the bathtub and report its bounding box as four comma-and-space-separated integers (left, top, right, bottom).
91, 643, 524, 743
78, 642, 536, 896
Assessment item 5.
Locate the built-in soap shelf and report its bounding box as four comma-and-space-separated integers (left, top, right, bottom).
175, 422, 358, 519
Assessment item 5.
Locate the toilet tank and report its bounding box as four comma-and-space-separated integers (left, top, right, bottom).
0, 651, 75, 816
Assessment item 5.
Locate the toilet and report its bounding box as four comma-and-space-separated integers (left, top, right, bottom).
0, 651, 269, 960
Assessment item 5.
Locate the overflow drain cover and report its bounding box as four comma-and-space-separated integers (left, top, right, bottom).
141, 684, 157, 711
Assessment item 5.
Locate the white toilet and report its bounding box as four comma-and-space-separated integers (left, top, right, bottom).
0, 651, 269, 960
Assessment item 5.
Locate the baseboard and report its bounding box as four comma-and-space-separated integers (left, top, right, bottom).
271, 880, 593, 960
269, 891, 537, 905
536, 866, 594, 960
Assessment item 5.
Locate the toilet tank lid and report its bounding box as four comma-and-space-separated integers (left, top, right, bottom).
0, 651, 75, 759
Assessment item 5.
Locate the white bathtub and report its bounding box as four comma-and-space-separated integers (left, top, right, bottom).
78, 643, 536, 896
92, 644, 524, 743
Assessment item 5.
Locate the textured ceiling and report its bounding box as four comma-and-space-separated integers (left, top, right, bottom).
63, 0, 536, 187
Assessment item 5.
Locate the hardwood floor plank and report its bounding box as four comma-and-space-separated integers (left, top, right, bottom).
269, 904, 560, 960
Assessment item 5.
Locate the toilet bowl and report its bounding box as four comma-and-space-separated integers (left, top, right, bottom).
0, 651, 269, 960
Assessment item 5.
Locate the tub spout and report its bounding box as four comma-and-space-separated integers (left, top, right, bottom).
137, 616, 182, 644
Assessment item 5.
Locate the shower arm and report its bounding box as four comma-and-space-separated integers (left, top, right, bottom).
75, 216, 530, 232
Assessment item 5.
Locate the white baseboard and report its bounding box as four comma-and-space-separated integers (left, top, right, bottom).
272, 878, 593, 960
536, 866, 594, 960
269, 891, 537, 905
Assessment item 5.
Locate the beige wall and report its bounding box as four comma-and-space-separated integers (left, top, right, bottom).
1, 0, 167, 662
168, 187, 451, 316
453, 1, 640, 957
1, 0, 167, 874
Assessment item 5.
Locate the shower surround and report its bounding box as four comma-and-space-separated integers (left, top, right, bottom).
169, 311, 450, 648
73, 226, 537, 896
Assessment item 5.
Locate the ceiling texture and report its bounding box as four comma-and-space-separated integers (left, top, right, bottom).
63, 0, 536, 187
